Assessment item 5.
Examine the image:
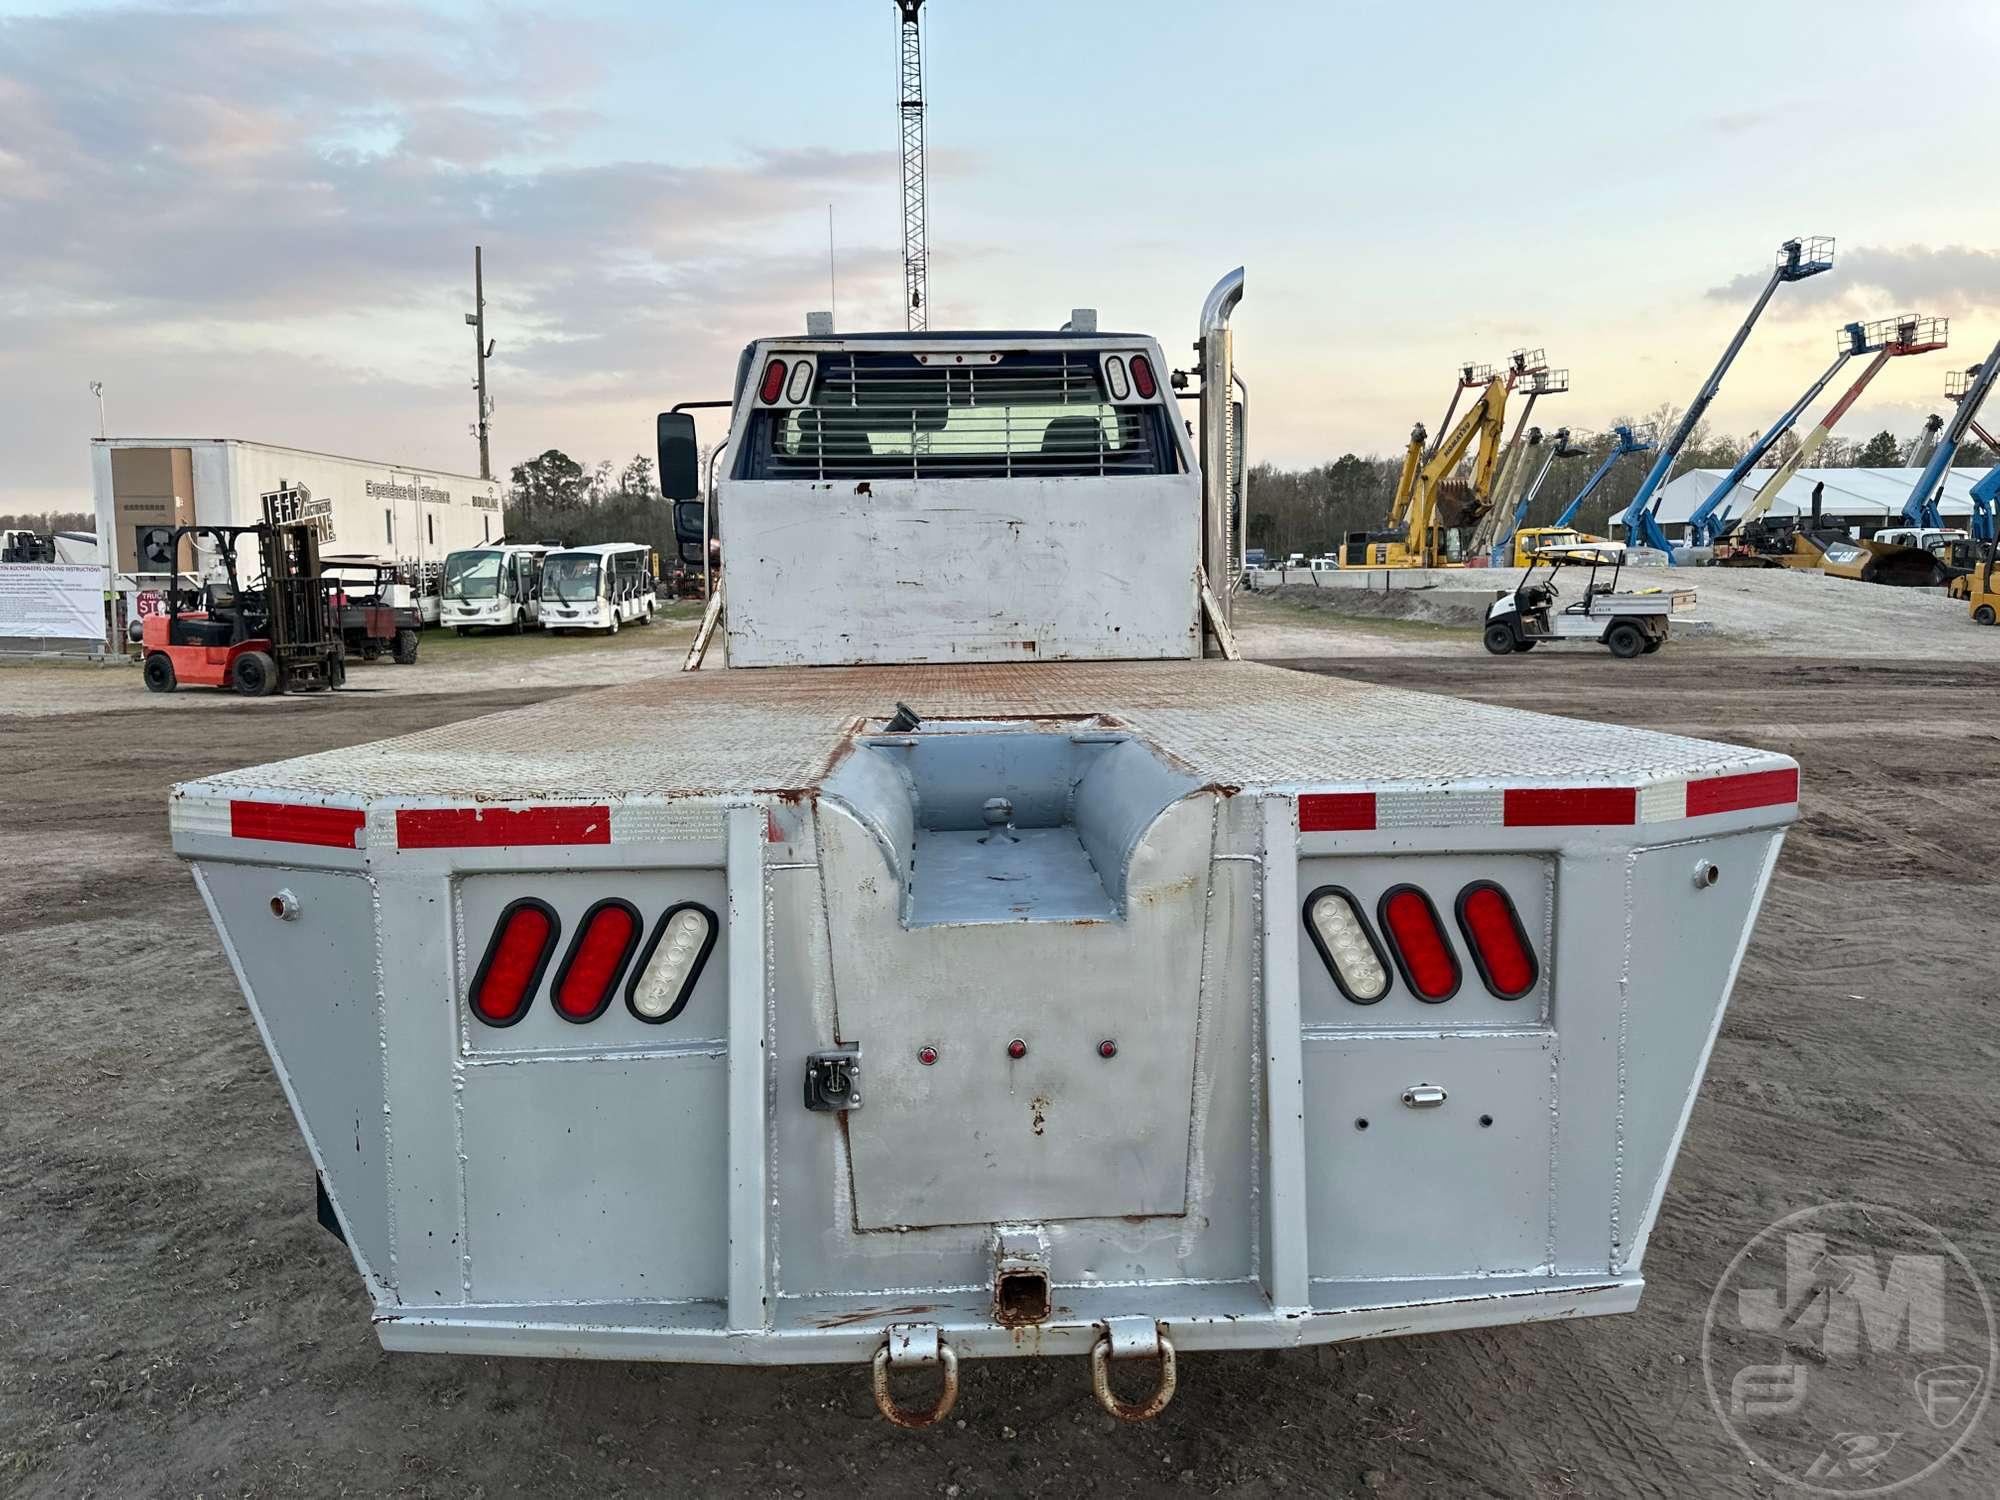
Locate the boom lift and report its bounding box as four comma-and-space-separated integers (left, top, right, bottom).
167, 269, 1797, 1429
1946, 367, 2000, 523
1473, 363, 1568, 559
1703, 315, 1948, 545
1907, 411, 1945, 470
1617, 237, 1835, 555
1496, 423, 1657, 566
1688, 320, 1878, 546
1900, 336, 2000, 529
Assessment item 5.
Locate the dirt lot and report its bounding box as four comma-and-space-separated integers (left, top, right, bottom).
4, 630, 1997, 1497
1245, 563, 1993, 658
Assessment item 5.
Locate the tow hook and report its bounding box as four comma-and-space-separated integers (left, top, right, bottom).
1089, 1316, 1178, 1422
871, 1323, 959, 1429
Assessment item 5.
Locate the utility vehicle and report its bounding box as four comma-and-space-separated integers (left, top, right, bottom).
1483, 539, 1694, 658
170, 271, 1794, 1427
323, 557, 423, 664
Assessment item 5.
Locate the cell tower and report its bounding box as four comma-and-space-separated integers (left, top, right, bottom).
896, 0, 928, 331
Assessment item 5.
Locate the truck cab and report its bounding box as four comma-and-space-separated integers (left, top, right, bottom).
667, 327, 1199, 667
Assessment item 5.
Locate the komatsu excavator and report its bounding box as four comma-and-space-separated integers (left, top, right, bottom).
1340, 374, 1510, 568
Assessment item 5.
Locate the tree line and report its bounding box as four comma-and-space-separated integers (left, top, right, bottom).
501, 448, 685, 570
1246, 409, 1995, 559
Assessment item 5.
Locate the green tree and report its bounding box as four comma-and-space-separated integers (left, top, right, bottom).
1856, 429, 1903, 468
619, 453, 655, 499
509, 449, 587, 512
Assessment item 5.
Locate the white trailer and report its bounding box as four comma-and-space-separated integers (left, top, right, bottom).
170, 272, 1794, 1427
91, 438, 502, 645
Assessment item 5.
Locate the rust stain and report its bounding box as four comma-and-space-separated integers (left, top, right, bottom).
855, 481, 873, 496
809, 1301, 934, 1330
1029, 1094, 1050, 1136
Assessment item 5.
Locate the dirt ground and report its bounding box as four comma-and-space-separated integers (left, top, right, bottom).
4, 629, 1998, 1497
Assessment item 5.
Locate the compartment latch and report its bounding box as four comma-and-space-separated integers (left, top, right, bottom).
804, 1046, 863, 1112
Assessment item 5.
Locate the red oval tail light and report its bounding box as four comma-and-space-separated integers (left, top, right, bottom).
470, 898, 560, 1026
1377, 885, 1460, 1002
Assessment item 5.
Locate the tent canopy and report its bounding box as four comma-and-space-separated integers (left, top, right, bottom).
1645, 466, 1992, 526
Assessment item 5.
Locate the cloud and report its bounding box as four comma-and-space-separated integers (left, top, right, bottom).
1705, 244, 2000, 323
0, 2, 916, 498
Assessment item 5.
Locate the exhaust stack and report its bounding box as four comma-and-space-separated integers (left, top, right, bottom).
1199, 268, 1244, 644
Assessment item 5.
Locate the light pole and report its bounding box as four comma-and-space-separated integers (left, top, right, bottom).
465, 247, 494, 480
88, 381, 105, 437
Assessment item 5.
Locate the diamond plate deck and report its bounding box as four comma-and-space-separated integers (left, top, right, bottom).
188, 660, 1785, 803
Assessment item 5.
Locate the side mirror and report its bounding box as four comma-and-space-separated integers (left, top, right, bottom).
673, 499, 710, 547
657, 411, 701, 500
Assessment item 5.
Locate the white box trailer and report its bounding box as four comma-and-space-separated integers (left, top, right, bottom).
170, 273, 1796, 1427
90, 438, 502, 645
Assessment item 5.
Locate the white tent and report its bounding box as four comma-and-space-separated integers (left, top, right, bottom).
1645, 466, 1991, 531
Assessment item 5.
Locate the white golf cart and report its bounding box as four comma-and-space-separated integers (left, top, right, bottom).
1483, 539, 1695, 658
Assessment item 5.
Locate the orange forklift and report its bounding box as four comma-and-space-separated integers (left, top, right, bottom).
138, 499, 346, 695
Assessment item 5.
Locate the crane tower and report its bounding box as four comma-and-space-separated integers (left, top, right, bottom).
896, 0, 928, 331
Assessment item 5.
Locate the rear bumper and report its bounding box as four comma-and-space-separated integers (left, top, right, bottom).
374, 1273, 1641, 1365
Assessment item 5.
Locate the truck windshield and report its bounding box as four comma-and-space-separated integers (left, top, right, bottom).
545, 555, 602, 601
742, 351, 1175, 481
443, 550, 503, 599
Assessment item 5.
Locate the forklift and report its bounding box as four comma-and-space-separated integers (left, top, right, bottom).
138, 498, 346, 695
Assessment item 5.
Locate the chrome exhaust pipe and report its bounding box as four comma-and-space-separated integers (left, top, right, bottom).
1199, 268, 1244, 645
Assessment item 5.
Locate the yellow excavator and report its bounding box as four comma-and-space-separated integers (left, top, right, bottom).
1341, 375, 1510, 568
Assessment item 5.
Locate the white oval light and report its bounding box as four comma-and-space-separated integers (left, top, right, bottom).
1104, 356, 1130, 401
1307, 890, 1389, 1003
785, 359, 814, 405
628, 905, 716, 1022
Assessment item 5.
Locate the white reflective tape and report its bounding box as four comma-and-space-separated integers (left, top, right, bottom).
1637, 781, 1689, 824
609, 806, 729, 843
1373, 789, 1505, 829
168, 795, 232, 840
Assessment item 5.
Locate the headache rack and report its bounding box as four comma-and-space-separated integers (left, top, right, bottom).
749, 350, 1172, 481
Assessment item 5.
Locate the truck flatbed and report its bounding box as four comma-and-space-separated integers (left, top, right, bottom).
179, 658, 1782, 814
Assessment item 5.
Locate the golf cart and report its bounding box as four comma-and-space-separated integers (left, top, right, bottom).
1483, 539, 1694, 659
322, 556, 423, 664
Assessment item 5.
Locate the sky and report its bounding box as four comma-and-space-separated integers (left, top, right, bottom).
5, 0, 2000, 510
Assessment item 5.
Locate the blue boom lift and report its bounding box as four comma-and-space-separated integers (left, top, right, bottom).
1902, 334, 2000, 529
1617, 237, 1835, 555
1685, 321, 1875, 547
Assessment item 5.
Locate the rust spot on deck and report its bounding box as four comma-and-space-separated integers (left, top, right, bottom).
1030, 1094, 1050, 1136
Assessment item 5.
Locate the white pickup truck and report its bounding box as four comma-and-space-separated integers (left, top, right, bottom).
170, 271, 1794, 1427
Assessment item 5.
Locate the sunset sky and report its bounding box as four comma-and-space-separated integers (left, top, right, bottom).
6, 0, 2000, 508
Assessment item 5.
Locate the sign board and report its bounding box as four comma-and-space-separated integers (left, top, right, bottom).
0, 563, 104, 641
265, 484, 335, 543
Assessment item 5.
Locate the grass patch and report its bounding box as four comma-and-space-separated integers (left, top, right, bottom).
418, 603, 700, 661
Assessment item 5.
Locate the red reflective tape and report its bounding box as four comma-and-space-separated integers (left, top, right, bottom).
396, 805, 611, 848
1687, 767, 1798, 817
1503, 786, 1637, 827
1299, 792, 1376, 832
230, 800, 365, 849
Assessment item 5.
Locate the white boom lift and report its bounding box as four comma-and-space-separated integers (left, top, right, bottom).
170, 271, 1795, 1428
